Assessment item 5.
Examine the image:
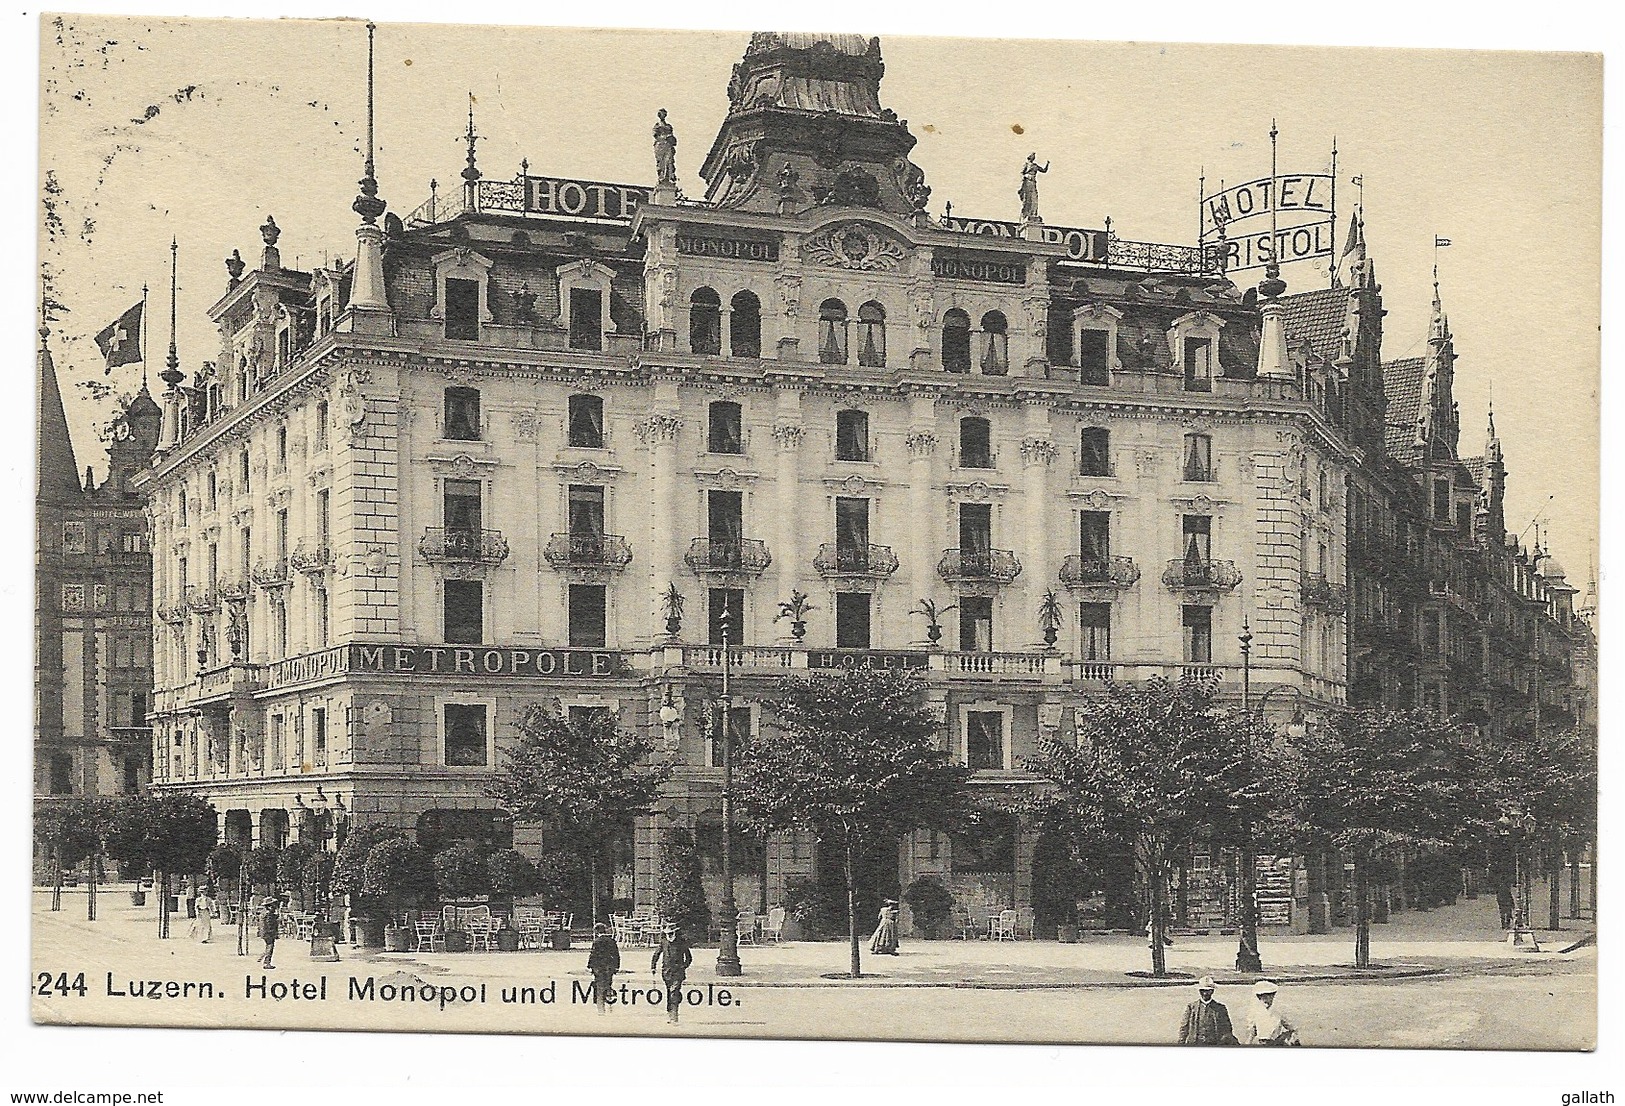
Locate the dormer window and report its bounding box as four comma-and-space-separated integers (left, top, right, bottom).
556, 259, 615, 352
1073, 304, 1122, 386
1184, 337, 1212, 392
444, 387, 481, 442
432, 247, 494, 342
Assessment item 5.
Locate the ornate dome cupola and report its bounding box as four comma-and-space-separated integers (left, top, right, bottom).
699, 32, 931, 219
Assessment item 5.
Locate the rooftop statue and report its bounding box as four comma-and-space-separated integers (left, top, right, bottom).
654, 108, 678, 187
1019, 152, 1049, 222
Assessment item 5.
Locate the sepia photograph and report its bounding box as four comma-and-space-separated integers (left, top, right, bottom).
25, 6, 1603, 1073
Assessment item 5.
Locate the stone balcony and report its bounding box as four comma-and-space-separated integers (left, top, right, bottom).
544, 532, 634, 571
937, 548, 1022, 585
251, 558, 292, 589
1161, 558, 1242, 591
290, 543, 336, 576
1059, 554, 1140, 589
669, 644, 1062, 679
1302, 572, 1350, 611
684, 537, 772, 575
184, 585, 218, 613
419, 527, 511, 565
813, 542, 900, 580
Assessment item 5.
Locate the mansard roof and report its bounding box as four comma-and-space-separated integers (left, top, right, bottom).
1279, 286, 1347, 361
1382, 356, 1426, 459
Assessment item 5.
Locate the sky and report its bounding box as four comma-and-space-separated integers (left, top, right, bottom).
35, 14, 1601, 579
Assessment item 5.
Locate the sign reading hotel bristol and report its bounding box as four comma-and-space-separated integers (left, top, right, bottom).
1199, 162, 1338, 274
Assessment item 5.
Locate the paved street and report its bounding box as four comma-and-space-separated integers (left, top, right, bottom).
32, 888, 1595, 1048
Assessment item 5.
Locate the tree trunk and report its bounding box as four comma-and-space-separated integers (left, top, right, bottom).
1353, 851, 1371, 969
845, 838, 861, 979
87, 848, 98, 922
1148, 868, 1168, 978
1547, 847, 1561, 931
758, 831, 769, 916
1590, 838, 1598, 925
588, 852, 600, 928
1568, 842, 1582, 919
158, 871, 171, 939
51, 842, 63, 912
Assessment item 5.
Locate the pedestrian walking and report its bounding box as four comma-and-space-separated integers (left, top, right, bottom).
192, 884, 215, 943
258, 893, 285, 969
649, 921, 693, 1025
1488, 822, 1517, 929
586, 922, 621, 1015
1245, 980, 1300, 1046
1176, 976, 1238, 1045
869, 899, 900, 956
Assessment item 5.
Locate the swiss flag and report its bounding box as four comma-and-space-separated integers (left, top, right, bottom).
94, 301, 144, 373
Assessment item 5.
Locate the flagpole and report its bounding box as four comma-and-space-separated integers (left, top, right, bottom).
1329, 138, 1338, 289
141, 283, 149, 387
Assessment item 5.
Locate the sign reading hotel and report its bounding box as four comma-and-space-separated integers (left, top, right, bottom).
807, 649, 930, 671
520, 176, 650, 221
1199, 170, 1337, 274
351, 643, 628, 678
941, 216, 1109, 265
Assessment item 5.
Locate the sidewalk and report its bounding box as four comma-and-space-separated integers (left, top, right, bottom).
34, 886, 1594, 992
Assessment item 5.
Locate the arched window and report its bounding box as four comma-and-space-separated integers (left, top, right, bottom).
708, 400, 744, 455
729, 290, 762, 358
689, 287, 722, 356
835, 409, 870, 462
857, 301, 887, 368
567, 394, 605, 448
819, 299, 848, 365
1079, 427, 1111, 477
941, 309, 971, 373
979, 311, 1009, 375
959, 416, 993, 469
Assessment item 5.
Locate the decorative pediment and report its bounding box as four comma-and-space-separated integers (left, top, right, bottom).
1066, 487, 1125, 510
945, 479, 1009, 502
551, 459, 625, 483
822, 473, 886, 495
694, 466, 760, 490
804, 222, 906, 272
426, 452, 499, 478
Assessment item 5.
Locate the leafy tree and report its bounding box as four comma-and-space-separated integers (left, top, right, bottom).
903, 876, 954, 939
735, 667, 969, 978
1283, 708, 1493, 967
1025, 676, 1268, 977
361, 837, 437, 918
657, 827, 710, 940
489, 702, 670, 925
35, 798, 106, 916
433, 842, 491, 901
102, 794, 218, 938
486, 849, 542, 902
204, 844, 241, 892
244, 845, 281, 888
1489, 726, 1598, 929
278, 841, 314, 907
332, 824, 396, 902
1029, 806, 1091, 936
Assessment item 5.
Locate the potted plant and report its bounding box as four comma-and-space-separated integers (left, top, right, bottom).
434, 842, 489, 952
775, 589, 816, 642
331, 823, 395, 948
910, 598, 955, 648
486, 849, 540, 952
903, 876, 954, 939
1038, 588, 1064, 650
277, 841, 314, 911
661, 583, 685, 638
361, 836, 436, 952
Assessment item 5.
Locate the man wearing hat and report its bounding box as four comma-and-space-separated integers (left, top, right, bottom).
650, 921, 693, 1026
585, 922, 622, 1015
1176, 975, 1238, 1045
1246, 980, 1300, 1045
257, 893, 286, 970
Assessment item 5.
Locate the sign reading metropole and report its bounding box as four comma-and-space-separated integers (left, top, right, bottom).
1199, 167, 1337, 274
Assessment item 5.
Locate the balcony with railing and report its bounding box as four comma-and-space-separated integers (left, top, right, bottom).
1059, 554, 1140, 589
937, 548, 1022, 585
813, 543, 900, 580
184, 585, 219, 613
545, 532, 634, 571
251, 558, 291, 589
290, 543, 336, 576
419, 528, 511, 565
1162, 558, 1242, 591
685, 537, 772, 575
216, 578, 252, 603
1302, 572, 1349, 611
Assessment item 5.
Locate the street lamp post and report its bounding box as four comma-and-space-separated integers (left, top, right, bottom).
715, 608, 742, 977
1235, 618, 1262, 974
307, 787, 340, 962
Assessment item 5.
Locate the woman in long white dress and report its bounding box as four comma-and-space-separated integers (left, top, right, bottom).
192, 885, 215, 943
1246, 981, 1300, 1045
869, 900, 900, 956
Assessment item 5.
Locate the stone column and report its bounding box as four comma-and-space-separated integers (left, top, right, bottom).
1020, 407, 1057, 649
772, 390, 805, 607
637, 400, 684, 638
905, 405, 939, 642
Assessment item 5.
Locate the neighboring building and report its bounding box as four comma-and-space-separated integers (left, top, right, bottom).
34, 325, 160, 872
148, 29, 1574, 930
